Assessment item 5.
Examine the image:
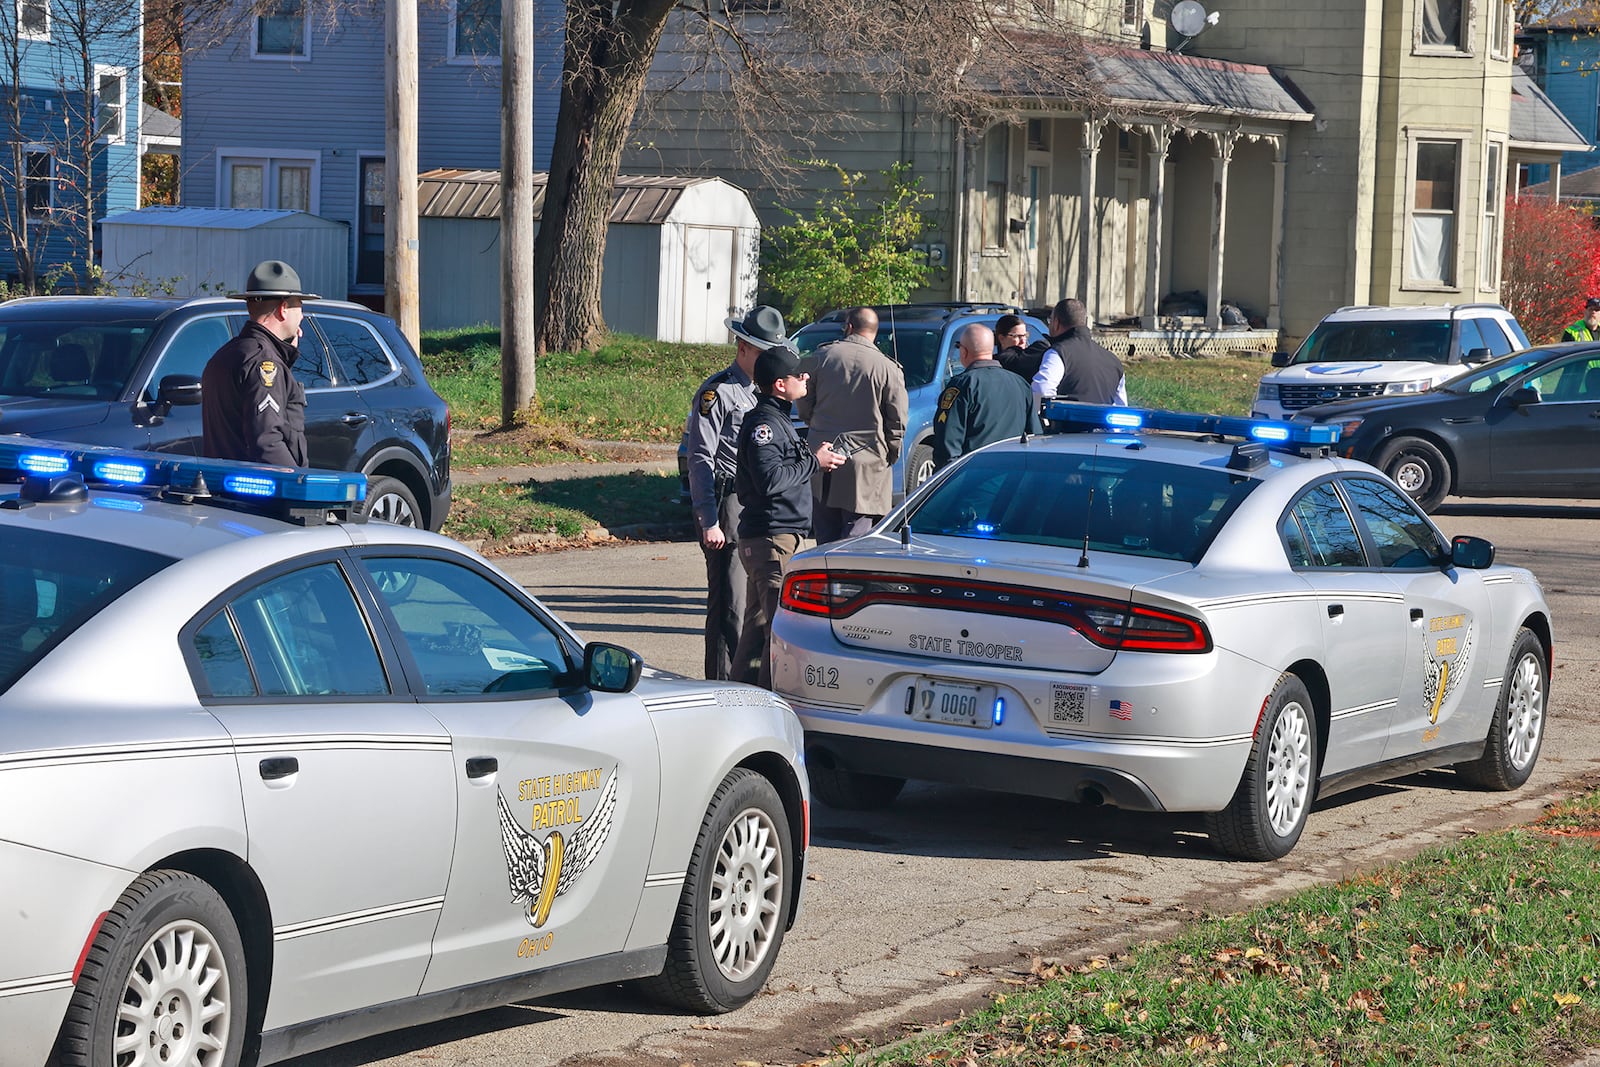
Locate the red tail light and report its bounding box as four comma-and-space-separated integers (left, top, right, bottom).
779, 570, 1210, 653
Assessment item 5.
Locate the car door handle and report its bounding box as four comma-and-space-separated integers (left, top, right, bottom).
1327, 604, 1344, 618
259, 757, 298, 781
466, 757, 498, 779
340, 412, 370, 426
1411, 608, 1425, 622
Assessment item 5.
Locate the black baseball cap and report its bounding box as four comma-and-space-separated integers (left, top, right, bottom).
753, 345, 803, 389
1585, 297, 1600, 311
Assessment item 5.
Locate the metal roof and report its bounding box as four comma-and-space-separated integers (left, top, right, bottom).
1509, 68, 1592, 153
417, 169, 725, 223
96, 207, 335, 229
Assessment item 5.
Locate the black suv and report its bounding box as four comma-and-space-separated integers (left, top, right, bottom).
0, 296, 450, 529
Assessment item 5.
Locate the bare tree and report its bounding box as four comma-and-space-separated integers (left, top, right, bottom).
531, 0, 1102, 356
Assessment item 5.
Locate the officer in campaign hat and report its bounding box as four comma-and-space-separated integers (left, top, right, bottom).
201, 260, 320, 466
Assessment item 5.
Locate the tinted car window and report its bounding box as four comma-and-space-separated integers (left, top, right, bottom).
792, 323, 946, 389
0, 324, 154, 401
1456, 319, 1485, 358
314, 314, 395, 386
1343, 478, 1443, 568
222, 564, 390, 697
150, 314, 236, 394
1292, 321, 1452, 364
905, 450, 1256, 563
192, 613, 255, 698
291, 324, 336, 389
0, 528, 173, 695
1477, 318, 1514, 357
1525, 354, 1600, 402
359, 556, 572, 695
1283, 482, 1366, 567
1451, 351, 1547, 394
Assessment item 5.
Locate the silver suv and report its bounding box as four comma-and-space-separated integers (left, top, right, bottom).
1252, 303, 1529, 420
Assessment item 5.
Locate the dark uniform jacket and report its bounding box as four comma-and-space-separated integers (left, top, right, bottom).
682, 361, 757, 532
201, 322, 308, 466
735, 395, 818, 538
932, 360, 1044, 469
996, 339, 1050, 383
1032, 326, 1126, 405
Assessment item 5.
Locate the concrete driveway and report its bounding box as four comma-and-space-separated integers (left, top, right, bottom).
285, 499, 1600, 1067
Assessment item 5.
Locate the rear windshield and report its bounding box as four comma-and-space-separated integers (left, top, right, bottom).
793, 323, 946, 388
0, 321, 158, 400
1, 527, 174, 694
903, 449, 1259, 563
1291, 320, 1452, 365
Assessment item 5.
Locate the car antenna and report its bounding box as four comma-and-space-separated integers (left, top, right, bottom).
1077, 487, 1094, 568
901, 521, 911, 550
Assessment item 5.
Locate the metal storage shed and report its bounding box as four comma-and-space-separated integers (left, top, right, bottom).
98, 207, 348, 299
417, 169, 760, 341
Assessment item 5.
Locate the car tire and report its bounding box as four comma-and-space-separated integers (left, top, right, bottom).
1205, 674, 1317, 861
808, 761, 906, 810
59, 870, 247, 1067
642, 768, 792, 1013
1374, 437, 1452, 512
361, 474, 422, 527
904, 442, 935, 496
1456, 627, 1546, 791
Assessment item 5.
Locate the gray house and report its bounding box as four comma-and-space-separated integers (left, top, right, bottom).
180, 1, 563, 300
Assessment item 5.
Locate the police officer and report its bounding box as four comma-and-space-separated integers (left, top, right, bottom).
201, 260, 318, 466
932, 323, 1043, 469
1032, 298, 1127, 407
731, 345, 847, 689
683, 306, 783, 679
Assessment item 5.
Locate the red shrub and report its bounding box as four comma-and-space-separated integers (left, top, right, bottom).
1500, 196, 1600, 344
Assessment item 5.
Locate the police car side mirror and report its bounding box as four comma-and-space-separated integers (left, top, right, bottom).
1450, 535, 1495, 570
159, 374, 203, 406
1270, 350, 1293, 368
584, 641, 643, 693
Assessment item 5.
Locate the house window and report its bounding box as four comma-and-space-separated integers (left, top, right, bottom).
96, 68, 127, 142
1481, 141, 1502, 288
1418, 0, 1466, 51
451, 0, 502, 60
983, 125, 1009, 250
220, 151, 318, 212
255, 0, 308, 58
1122, 0, 1141, 32
24, 148, 54, 221
1489, 0, 1511, 58
1409, 138, 1460, 286
1026, 119, 1048, 152
19, 0, 48, 38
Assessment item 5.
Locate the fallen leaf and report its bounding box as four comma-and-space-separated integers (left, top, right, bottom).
1119, 895, 1152, 905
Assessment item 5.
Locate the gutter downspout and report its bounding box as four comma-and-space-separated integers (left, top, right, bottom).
953, 117, 968, 300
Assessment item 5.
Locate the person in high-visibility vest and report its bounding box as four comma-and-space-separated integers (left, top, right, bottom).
1563, 297, 1600, 342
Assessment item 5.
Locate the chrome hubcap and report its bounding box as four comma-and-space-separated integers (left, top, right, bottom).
1265, 700, 1312, 837
1505, 652, 1544, 770
115, 921, 230, 1067
709, 807, 783, 982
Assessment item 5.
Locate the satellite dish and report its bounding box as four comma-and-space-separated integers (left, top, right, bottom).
1171, 0, 1208, 37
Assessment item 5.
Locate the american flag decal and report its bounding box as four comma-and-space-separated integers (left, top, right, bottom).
1109, 700, 1133, 721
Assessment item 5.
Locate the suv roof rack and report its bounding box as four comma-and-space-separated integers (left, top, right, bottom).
1043, 401, 1341, 455
0, 437, 367, 525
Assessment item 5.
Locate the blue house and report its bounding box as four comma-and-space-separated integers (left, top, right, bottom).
1518, 12, 1600, 186
0, 0, 142, 290
180, 1, 563, 301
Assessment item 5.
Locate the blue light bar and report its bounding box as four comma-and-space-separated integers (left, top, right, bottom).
0, 437, 366, 506
1045, 402, 1341, 446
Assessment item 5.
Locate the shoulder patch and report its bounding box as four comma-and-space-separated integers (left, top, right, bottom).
698, 388, 718, 417
752, 423, 774, 445
937, 385, 961, 411
260, 360, 278, 388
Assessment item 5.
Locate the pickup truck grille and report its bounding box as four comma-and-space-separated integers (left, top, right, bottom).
1278, 382, 1386, 410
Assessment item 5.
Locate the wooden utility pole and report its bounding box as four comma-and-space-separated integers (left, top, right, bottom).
501, 0, 537, 424
385, 0, 420, 350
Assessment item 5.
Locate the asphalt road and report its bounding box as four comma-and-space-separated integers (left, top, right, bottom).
286, 500, 1600, 1067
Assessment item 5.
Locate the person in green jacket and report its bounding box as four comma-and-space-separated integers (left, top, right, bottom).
1563, 297, 1600, 342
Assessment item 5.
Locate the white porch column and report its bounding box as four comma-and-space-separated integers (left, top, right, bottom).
1268, 135, 1287, 331
1079, 118, 1104, 318
1550, 161, 1563, 202
1206, 130, 1237, 330
1143, 124, 1172, 327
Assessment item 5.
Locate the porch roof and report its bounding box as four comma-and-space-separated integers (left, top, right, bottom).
416, 169, 725, 224
1509, 69, 1592, 154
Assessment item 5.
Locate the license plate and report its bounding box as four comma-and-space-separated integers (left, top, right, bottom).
909, 678, 995, 729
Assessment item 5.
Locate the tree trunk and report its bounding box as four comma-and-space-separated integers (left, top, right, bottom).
533, 0, 676, 356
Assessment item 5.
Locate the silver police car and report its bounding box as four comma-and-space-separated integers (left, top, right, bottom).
0, 441, 806, 1067
770, 404, 1551, 861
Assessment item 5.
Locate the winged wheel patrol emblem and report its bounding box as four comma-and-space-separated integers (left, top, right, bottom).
496, 771, 618, 927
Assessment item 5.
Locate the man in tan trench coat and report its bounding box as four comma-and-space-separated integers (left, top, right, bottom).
796, 307, 909, 543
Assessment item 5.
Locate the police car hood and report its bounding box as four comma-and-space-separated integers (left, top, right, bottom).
0, 395, 113, 434
1268, 360, 1462, 386
797, 532, 1196, 673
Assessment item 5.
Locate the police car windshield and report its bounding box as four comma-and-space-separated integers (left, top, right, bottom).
0, 321, 157, 401
0, 528, 174, 695
792, 323, 946, 389
1292, 320, 1452, 365
904, 450, 1259, 563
